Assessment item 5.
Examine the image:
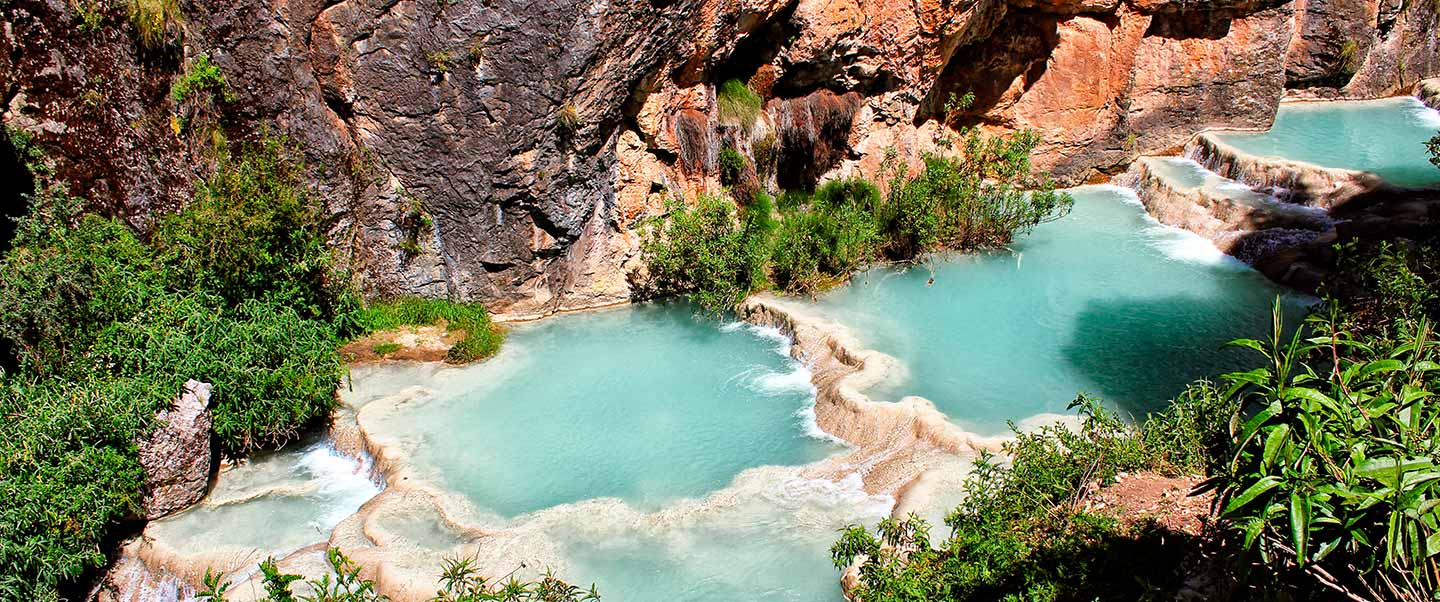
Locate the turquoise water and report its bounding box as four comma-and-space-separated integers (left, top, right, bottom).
157, 185, 1316, 602
349, 302, 839, 517
808, 186, 1310, 435
1212, 97, 1440, 187
343, 306, 874, 602
146, 440, 380, 558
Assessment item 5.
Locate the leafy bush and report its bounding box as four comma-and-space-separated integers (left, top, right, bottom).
0, 377, 155, 601
1214, 306, 1440, 600
640, 195, 759, 312
770, 179, 882, 294
0, 134, 355, 597
641, 130, 1071, 308
354, 297, 503, 364
880, 131, 1072, 259
718, 147, 747, 186
71, 0, 107, 34
90, 294, 345, 451
1323, 238, 1438, 339
197, 549, 600, 602
171, 54, 233, 104
832, 396, 1214, 601
155, 136, 347, 322
716, 79, 762, 127
0, 195, 165, 376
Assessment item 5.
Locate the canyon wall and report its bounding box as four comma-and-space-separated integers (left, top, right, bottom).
2, 0, 1437, 315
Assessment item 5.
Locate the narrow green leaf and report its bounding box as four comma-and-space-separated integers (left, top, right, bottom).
1290, 490, 1311, 563
1224, 476, 1283, 516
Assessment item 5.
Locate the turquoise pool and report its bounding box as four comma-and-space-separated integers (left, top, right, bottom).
1211, 97, 1440, 188
807, 185, 1310, 435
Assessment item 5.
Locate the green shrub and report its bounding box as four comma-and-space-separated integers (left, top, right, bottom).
125, 0, 181, 50
641, 130, 1070, 307
198, 548, 599, 602
155, 136, 347, 322
833, 396, 1203, 601
171, 54, 232, 104
770, 179, 881, 294
353, 297, 503, 364
0, 377, 155, 601
1323, 238, 1439, 338
71, 0, 107, 34
90, 294, 345, 452
717, 79, 762, 127
880, 132, 1072, 259
640, 195, 759, 312
426, 50, 454, 73
718, 147, 747, 186
1214, 304, 1440, 600
0, 195, 165, 376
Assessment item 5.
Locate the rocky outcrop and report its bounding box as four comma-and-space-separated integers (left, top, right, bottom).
2, 0, 1437, 312
138, 380, 214, 519
1417, 78, 1440, 109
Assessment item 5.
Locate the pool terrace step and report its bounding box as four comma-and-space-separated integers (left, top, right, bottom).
1123, 156, 1336, 289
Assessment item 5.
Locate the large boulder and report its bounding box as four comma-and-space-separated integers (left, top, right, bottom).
138, 380, 214, 519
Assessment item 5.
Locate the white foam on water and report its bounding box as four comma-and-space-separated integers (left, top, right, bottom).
723, 319, 793, 356
1402, 96, 1440, 128
722, 320, 849, 445
794, 403, 852, 446
1102, 184, 1252, 270
296, 443, 384, 530
749, 360, 815, 393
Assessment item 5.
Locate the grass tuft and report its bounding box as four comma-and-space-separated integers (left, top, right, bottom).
125, 0, 182, 50
717, 79, 762, 127
353, 298, 503, 364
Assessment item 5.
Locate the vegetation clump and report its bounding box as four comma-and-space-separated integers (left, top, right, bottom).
0, 135, 352, 599
716, 79, 762, 127
125, 0, 182, 50
641, 127, 1072, 312
171, 54, 233, 105
353, 297, 503, 364
198, 549, 599, 602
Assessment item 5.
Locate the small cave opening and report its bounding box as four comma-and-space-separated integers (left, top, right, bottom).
0, 131, 31, 374
708, 1, 801, 88
1143, 11, 1233, 40
0, 132, 34, 255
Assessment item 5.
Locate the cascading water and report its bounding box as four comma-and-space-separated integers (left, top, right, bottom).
134, 184, 1308, 602
1209, 97, 1440, 188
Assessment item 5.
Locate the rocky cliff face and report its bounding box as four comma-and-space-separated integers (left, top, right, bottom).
3, 0, 1437, 314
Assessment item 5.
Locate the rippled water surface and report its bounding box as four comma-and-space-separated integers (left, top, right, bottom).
807, 186, 1310, 435
1212, 97, 1440, 187
347, 302, 840, 517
